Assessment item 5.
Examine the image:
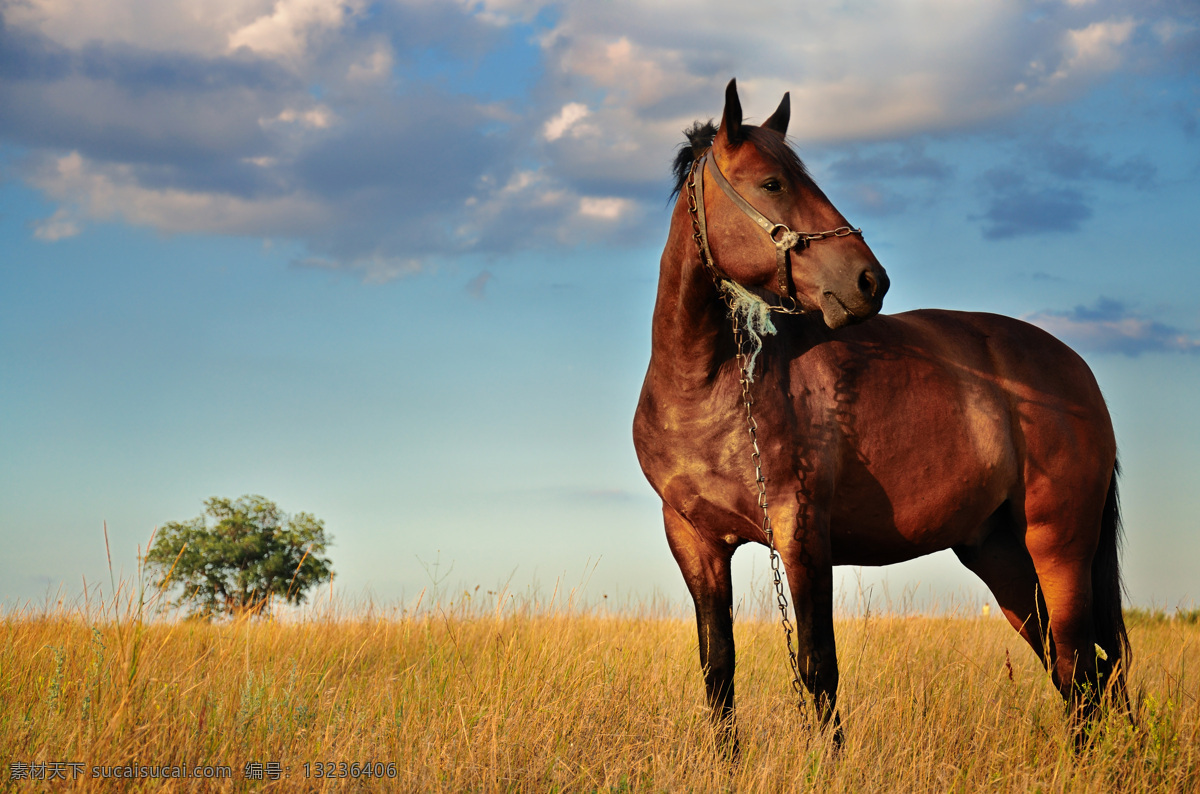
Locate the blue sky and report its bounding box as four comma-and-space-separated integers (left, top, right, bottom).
2, 0, 1198, 612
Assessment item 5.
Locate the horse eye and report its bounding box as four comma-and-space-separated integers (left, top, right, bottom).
762, 179, 782, 193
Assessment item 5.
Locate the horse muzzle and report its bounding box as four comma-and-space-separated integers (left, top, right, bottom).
816, 262, 889, 329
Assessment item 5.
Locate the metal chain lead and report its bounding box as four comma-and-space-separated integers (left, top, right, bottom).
726, 299, 807, 714
688, 148, 835, 713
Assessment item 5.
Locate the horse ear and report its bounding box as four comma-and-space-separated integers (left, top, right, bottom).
720, 78, 743, 144
763, 92, 790, 136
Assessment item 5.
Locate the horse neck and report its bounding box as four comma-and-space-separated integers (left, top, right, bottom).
647, 200, 731, 390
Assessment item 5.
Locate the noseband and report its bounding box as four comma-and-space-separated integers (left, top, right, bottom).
687, 150, 862, 312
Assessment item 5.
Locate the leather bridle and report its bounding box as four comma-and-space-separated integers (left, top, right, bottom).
687, 149, 863, 312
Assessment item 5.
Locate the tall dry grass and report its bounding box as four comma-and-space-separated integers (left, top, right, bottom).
2, 585, 1197, 792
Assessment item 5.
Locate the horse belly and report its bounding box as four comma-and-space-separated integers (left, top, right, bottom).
826, 385, 1015, 566
829, 480, 1005, 565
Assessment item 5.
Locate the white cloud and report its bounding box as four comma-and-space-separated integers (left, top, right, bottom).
540, 1, 1036, 143
2, 0, 270, 54
347, 43, 394, 82
536, 2, 1154, 147
0, 1, 1163, 152
578, 196, 630, 220
297, 253, 422, 284
543, 103, 592, 141
4, 0, 375, 62
32, 207, 82, 241
269, 105, 337, 129
463, 168, 568, 228
497, 169, 563, 205
31, 152, 328, 237
1025, 300, 1200, 356
1051, 18, 1136, 82
1011, 17, 1138, 99
555, 36, 702, 110
454, 167, 650, 251
228, 0, 365, 60
465, 0, 548, 27
3, 0, 1192, 274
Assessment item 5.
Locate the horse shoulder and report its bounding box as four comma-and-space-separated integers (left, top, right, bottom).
633, 366, 748, 509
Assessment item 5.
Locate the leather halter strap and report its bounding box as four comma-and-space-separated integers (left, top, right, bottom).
701, 151, 801, 298
691, 150, 863, 302
692, 151, 718, 283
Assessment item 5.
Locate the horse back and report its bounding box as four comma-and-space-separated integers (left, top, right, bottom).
811, 309, 1115, 563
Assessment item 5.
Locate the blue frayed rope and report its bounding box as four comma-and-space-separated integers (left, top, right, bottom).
721, 280, 776, 382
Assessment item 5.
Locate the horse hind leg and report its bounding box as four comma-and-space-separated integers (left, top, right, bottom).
1029, 551, 1103, 739
1090, 465, 1131, 711
662, 504, 740, 758
1025, 511, 1110, 747
953, 509, 1052, 666
957, 507, 1105, 748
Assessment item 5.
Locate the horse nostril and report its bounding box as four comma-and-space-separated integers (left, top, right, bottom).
858, 268, 877, 298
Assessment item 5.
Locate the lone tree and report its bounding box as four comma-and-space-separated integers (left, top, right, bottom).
146, 495, 334, 618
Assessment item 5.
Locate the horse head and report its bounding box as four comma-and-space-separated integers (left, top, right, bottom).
692, 79, 889, 328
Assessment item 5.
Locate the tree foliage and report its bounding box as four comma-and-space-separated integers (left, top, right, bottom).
146, 495, 334, 618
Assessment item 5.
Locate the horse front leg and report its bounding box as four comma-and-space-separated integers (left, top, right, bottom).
778, 515, 842, 746
662, 504, 739, 758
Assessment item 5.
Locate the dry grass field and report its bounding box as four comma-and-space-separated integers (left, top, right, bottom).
2, 585, 1197, 792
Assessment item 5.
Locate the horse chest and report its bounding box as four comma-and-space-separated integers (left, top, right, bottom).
634, 379, 818, 540
635, 397, 744, 484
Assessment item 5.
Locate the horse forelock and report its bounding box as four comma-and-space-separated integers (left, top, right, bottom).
670, 120, 811, 200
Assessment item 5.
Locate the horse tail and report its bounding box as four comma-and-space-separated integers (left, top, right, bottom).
1092, 459, 1130, 706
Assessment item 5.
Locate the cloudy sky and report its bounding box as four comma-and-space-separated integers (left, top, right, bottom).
3, 0, 1198, 613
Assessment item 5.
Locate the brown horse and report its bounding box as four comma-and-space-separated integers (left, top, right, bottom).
633, 79, 1128, 753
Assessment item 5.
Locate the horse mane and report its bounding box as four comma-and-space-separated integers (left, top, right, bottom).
671, 120, 718, 199
670, 119, 812, 200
